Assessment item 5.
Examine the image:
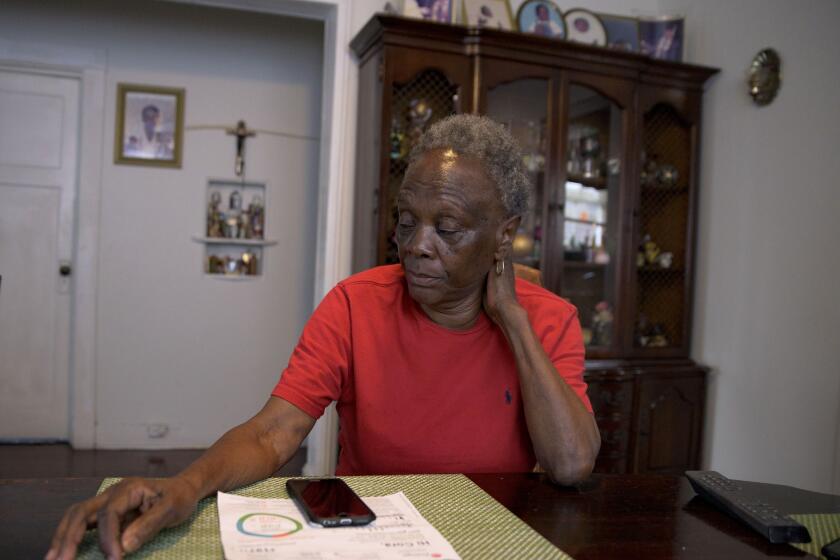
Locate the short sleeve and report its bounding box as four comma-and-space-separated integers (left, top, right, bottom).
271, 285, 352, 419
530, 298, 593, 413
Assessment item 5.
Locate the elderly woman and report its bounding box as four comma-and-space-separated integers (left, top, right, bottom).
47, 115, 600, 560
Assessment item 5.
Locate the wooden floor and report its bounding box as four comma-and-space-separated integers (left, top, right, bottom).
0, 444, 306, 479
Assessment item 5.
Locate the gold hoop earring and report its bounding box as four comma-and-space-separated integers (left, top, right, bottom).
495, 260, 504, 276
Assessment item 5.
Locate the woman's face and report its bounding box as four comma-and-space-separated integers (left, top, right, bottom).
396, 149, 506, 309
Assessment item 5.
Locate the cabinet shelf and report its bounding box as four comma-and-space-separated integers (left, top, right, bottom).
565, 216, 607, 227
641, 185, 687, 195
192, 236, 278, 247
637, 266, 684, 274
567, 174, 607, 190
564, 261, 608, 269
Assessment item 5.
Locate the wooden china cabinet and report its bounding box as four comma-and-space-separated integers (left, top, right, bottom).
350, 15, 719, 474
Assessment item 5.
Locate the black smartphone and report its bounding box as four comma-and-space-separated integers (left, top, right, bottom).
286, 478, 376, 528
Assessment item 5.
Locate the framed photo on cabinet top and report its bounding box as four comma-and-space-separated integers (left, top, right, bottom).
564, 8, 607, 46
639, 16, 684, 61
402, 0, 455, 22
114, 83, 184, 168
517, 0, 566, 39
599, 13, 640, 52
463, 0, 514, 30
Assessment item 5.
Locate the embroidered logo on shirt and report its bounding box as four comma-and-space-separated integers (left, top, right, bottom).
505, 388, 512, 405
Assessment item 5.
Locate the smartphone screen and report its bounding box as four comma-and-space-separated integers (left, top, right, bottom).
286, 478, 376, 527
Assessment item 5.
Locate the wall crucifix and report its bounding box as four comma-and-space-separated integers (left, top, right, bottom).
226, 120, 256, 177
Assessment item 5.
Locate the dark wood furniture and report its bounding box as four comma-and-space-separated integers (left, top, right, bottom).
350, 15, 719, 474
2, 474, 816, 559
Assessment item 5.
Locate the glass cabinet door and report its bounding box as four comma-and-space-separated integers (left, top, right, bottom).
634, 103, 692, 351
562, 85, 623, 351
385, 70, 461, 264
485, 79, 550, 271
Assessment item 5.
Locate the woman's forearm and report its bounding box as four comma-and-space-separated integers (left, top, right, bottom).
497, 303, 600, 484
175, 397, 314, 499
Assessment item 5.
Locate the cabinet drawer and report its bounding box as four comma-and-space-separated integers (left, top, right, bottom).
587, 379, 633, 417
594, 452, 628, 474
595, 416, 630, 456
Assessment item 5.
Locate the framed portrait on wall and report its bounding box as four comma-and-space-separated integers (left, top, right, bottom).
463, 0, 514, 30
517, 0, 566, 39
114, 83, 185, 168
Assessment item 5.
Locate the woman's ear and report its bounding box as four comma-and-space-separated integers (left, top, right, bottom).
495, 215, 522, 260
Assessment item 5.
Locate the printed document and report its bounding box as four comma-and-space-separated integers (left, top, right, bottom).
217, 490, 461, 559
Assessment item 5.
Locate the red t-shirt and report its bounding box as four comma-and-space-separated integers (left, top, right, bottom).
272, 264, 591, 475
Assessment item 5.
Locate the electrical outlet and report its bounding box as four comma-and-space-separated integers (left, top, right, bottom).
146, 423, 169, 439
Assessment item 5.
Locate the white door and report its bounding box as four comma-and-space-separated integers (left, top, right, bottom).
0, 69, 79, 440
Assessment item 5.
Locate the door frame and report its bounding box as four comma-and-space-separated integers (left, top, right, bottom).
0, 39, 106, 449
175, 0, 357, 476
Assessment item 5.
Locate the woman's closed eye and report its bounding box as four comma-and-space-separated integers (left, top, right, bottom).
436, 220, 463, 238
397, 212, 415, 230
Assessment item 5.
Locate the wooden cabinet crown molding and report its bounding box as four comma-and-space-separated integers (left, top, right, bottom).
351, 15, 719, 92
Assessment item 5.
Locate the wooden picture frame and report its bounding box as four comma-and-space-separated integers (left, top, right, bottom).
599, 13, 640, 53
402, 0, 455, 23
462, 0, 514, 30
517, 0, 566, 39
639, 16, 684, 61
114, 83, 185, 168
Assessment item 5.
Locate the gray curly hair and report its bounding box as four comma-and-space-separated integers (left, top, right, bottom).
407, 114, 530, 217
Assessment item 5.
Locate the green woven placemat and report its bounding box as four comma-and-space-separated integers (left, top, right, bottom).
76, 474, 572, 559
789, 513, 840, 559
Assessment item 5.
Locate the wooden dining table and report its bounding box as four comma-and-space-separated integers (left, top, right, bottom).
0, 473, 816, 559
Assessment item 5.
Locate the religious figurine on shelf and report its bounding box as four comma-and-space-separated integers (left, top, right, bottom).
635, 313, 669, 347
640, 152, 659, 187
207, 255, 225, 274
591, 301, 613, 347
224, 256, 240, 275
638, 234, 661, 267
224, 190, 244, 239
248, 196, 265, 240
657, 252, 674, 269
647, 324, 669, 347
207, 191, 224, 238
389, 116, 406, 160
635, 313, 650, 346
656, 164, 679, 188
241, 251, 258, 275
406, 98, 432, 149
579, 133, 602, 179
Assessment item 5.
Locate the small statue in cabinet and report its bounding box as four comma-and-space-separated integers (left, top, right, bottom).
207, 191, 224, 238
248, 195, 265, 239
224, 190, 244, 239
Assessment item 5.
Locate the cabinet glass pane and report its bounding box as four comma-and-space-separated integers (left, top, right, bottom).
386, 70, 459, 263
635, 103, 690, 349
564, 85, 621, 349
485, 79, 549, 271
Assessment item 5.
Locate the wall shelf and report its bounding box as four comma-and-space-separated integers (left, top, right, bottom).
200, 179, 272, 277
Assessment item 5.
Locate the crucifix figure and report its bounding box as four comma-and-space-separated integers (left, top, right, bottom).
226, 120, 256, 177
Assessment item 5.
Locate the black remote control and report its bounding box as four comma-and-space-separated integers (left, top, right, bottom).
686, 471, 811, 544
823, 537, 840, 560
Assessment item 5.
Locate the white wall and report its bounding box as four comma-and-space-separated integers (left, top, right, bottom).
660, 0, 840, 493
0, 0, 324, 448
